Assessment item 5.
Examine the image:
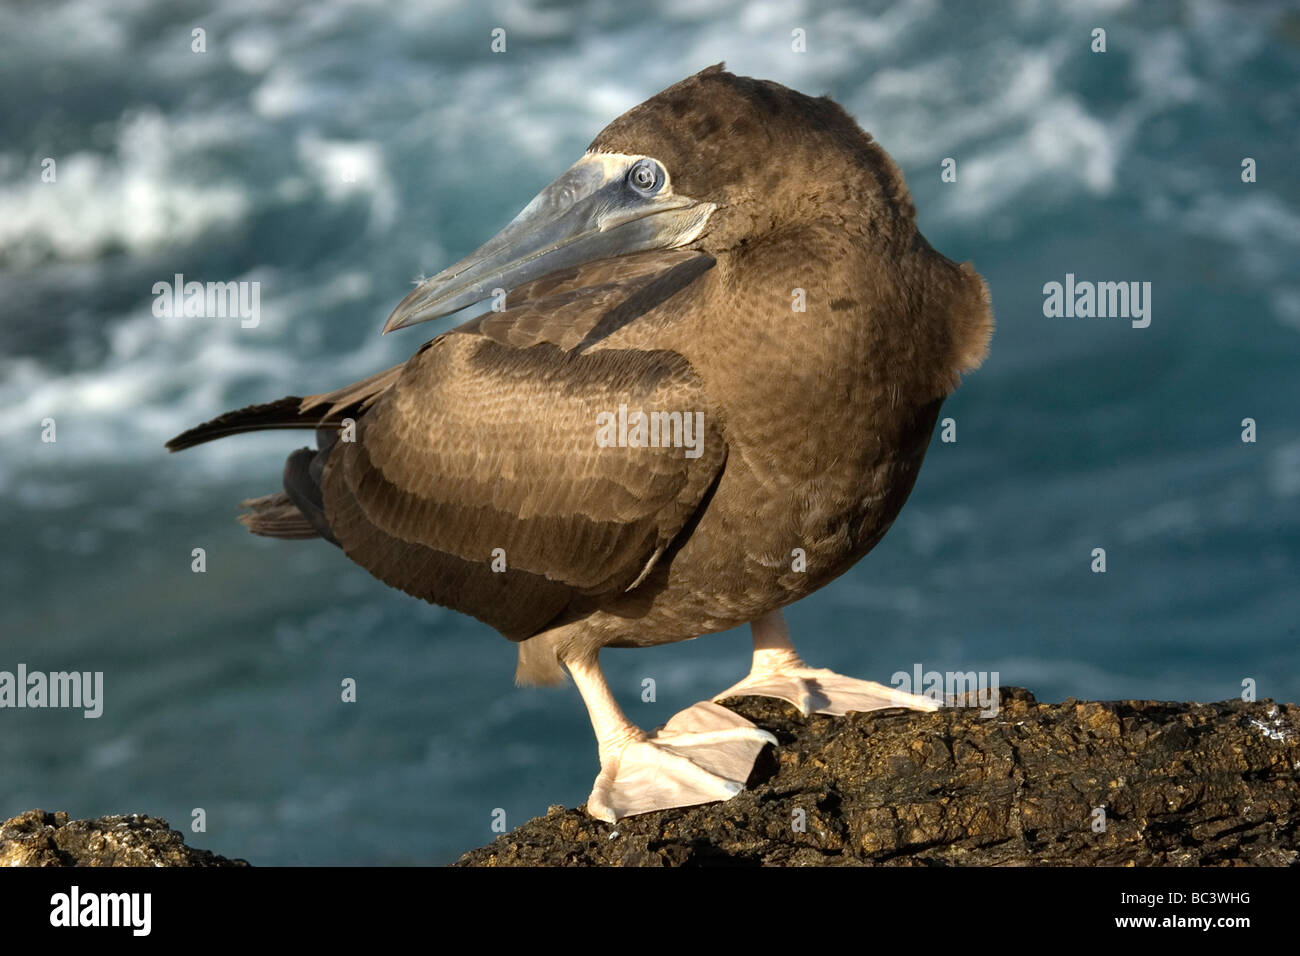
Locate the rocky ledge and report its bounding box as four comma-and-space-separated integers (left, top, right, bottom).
5, 689, 1296, 866
456, 688, 1299, 866
0, 810, 247, 866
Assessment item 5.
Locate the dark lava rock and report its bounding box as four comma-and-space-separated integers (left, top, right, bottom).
5, 689, 1295, 866
0, 809, 248, 866
456, 688, 1300, 866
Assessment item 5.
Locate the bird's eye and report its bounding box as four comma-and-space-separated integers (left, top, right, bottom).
628, 159, 663, 195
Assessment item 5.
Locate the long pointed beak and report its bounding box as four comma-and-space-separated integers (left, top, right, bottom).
382, 152, 716, 333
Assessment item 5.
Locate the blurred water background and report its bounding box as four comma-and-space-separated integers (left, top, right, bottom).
1, 0, 1297, 864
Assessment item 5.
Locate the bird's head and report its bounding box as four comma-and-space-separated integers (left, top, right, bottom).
585, 65, 922, 255
384, 66, 990, 382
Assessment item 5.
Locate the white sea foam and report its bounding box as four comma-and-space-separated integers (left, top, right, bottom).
0, 264, 400, 494
296, 133, 398, 232
0, 110, 250, 265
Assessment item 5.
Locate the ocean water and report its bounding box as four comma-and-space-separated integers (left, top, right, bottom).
1, 0, 1297, 865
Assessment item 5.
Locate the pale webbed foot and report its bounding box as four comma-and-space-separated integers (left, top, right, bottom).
714, 664, 939, 717
719, 610, 942, 717
586, 701, 777, 822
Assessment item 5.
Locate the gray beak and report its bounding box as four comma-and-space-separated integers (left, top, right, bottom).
382, 152, 715, 333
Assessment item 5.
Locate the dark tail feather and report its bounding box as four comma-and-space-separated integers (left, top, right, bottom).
171, 400, 339, 543
170, 365, 405, 543
167, 362, 404, 453
166, 397, 310, 452
238, 492, 320, 539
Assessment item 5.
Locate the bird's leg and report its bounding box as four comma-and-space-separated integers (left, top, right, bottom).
566, 650, 776, 822
713, 609, 939, 717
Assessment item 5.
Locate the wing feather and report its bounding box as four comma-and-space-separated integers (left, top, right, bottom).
324, 335, 724, 594
313, 247, 722, 631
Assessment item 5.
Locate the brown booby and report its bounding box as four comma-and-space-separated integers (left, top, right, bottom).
168, 65, 993, 822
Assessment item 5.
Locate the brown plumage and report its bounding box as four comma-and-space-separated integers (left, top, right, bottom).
168, 65, 992, 821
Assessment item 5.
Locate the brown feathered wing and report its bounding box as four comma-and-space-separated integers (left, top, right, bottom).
167, 250, 722, 640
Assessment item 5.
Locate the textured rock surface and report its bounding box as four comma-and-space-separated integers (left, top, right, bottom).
6, 689, 1295, 866
0, 809, 247, 866
457, 688, 1300, 866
